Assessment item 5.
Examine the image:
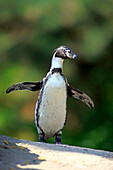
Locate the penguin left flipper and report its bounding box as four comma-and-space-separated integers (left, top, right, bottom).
6, 81, 43, 94
67, 84, 94, 109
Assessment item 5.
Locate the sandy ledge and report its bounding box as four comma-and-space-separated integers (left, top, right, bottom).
0, 135, 113, 170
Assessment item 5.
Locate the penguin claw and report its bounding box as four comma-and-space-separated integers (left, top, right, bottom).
54, 141, 62, 144
40, 140, 46, 143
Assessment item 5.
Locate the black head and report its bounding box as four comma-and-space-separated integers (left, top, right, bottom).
53, 45, 78, 59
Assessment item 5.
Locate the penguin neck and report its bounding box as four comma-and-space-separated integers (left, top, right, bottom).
50, 56, 64, 72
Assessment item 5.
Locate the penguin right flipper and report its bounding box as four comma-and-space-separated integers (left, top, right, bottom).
6, 81, 43, 94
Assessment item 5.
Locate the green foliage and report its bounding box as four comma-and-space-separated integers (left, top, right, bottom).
0, 0, 113, 151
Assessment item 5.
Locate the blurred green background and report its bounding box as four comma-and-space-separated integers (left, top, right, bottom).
0, 0, 113, 151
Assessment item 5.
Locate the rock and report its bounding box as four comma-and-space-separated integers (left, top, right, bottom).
0, 135, 113, 170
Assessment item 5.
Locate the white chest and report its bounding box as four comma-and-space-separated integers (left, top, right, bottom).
37, 73, 67, 138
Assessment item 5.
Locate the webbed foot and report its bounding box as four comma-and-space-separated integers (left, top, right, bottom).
39, 134, 46, 143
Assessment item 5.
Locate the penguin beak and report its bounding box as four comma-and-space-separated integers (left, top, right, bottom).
68, 51, 78, 59
72, 53, 78, 59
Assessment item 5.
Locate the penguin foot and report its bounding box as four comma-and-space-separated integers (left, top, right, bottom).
39, 134, 46, 143
54, 134, 62, 144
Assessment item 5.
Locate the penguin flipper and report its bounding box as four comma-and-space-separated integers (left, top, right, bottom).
6, 81, 43, 94
67, 84, 94, 109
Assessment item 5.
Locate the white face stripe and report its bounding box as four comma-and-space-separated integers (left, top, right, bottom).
50, 53, 64, 71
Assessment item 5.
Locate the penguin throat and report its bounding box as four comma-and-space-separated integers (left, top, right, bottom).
50, 56, 64, 71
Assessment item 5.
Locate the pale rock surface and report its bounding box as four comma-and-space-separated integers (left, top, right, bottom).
0, 135, 113, 170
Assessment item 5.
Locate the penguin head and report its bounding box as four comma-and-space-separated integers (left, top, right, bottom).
53, 45, 78, 60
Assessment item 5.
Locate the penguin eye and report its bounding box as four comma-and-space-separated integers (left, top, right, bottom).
64, 49, 71, 53
63, 49, 66, 53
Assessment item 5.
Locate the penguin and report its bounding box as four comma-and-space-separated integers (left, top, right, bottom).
6, 45, 94, 144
